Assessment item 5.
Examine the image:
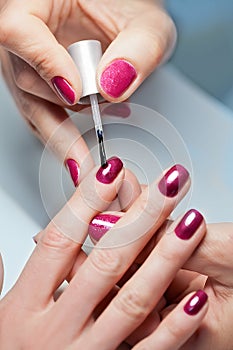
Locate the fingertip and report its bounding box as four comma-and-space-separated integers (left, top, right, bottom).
96, 156, 124, 184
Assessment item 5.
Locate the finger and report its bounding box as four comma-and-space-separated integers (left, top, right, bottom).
134, 290, 208, 350
185, 222, 233, 287
1, 50, 94, 186
107, 168, 141, 212
66, 250, 87, 282
88, 168, 141, 242
7, 53, 87, 112
91, 209, 206, 348
0, 2, 81, 104
11, 158, 124, 307
165, 270, 207, 303
88, 211, 124, 244
118, 168, 142, 211
57, 164, 190, 335
97, 2, 176, 101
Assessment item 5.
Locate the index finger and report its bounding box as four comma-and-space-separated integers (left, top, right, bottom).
11, 157, 124, 308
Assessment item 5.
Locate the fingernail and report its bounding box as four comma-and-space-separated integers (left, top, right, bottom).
100, 60, 137, 98
175, 209, 203, 240
32, 235, 37, 244
158, 164, 189, 197
89, 214, 121, 242
66, 159, 80, 187
96, 156, 123, 184
51, 76, 75, 105
184, 290, 208, 315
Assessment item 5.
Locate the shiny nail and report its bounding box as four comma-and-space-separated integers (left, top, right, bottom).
100, 60, 137, 98
51, 76, 75, 105
175, 209, 203, 240
66, 159, 79, 187
158, 164, 189, 198
96, 156, 123, 184
89, 214, 121, 242
184, 290, 208, 315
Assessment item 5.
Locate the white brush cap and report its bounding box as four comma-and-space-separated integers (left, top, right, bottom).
68, 40, 103, 104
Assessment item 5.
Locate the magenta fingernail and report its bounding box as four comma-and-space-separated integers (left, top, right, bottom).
89, 214, 121, 242
158, 164, 189, 198
96, 156, 123, 184
66, 159, 80, 187
100, 60, 137, 98
175, 209, 203, 240
51, 76, 75, 105
184, 290, 208, 315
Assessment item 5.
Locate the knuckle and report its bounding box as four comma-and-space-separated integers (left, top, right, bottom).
49, 136, 65, 157
30, 49, 56, 80
40, 225, 75, 251
165, 321, 183, 342
156, 245, 178, 265
136, 191, 163, 223
89, 249, 122, 278
79, 183, 105, 212
114, 288, 149, 320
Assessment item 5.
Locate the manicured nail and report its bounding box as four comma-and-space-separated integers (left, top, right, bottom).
184, 290, 208, 315
100, 60, 137, 98
158, 164, 189, 197
175, 209, 203, 240
66, 159, 79, 187
89, 214, 121, 242
96, 156, 123, 184
51, 76, 75, 105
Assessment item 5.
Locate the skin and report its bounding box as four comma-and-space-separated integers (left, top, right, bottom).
0, 0, 176, 181
0, 164, 208, 349
1, 1, 225, 347
91, 214, 233, 349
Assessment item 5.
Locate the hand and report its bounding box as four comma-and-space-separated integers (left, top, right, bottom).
0, 0, 176, 185
106, 215, 233, 349
152, 222, 233, 350
0, 163, 208, 349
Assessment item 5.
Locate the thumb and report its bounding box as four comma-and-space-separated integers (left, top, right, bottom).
185, 222, 233, 287
0, 9, 82, 105
97, 6, 176, 102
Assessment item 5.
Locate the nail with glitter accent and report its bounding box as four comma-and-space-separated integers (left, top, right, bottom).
66, 159, 80, 187
96, 156, 123, 184
51, 76, 76, 105
158, 164, 189, 198
89, 214, 121, 242
100, 60, 137, 98
184, 290, 208, 316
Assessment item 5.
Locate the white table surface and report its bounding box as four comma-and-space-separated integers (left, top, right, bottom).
1, 64, 233, 295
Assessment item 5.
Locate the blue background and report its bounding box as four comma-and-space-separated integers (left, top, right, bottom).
166, 0, 233, 110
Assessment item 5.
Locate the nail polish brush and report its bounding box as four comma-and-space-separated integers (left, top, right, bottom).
68, 40, 107, 166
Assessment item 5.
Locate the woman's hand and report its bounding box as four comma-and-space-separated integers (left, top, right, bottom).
0, 162, 208, 349
102, 214, 233, 349
0, 0, 176, 185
